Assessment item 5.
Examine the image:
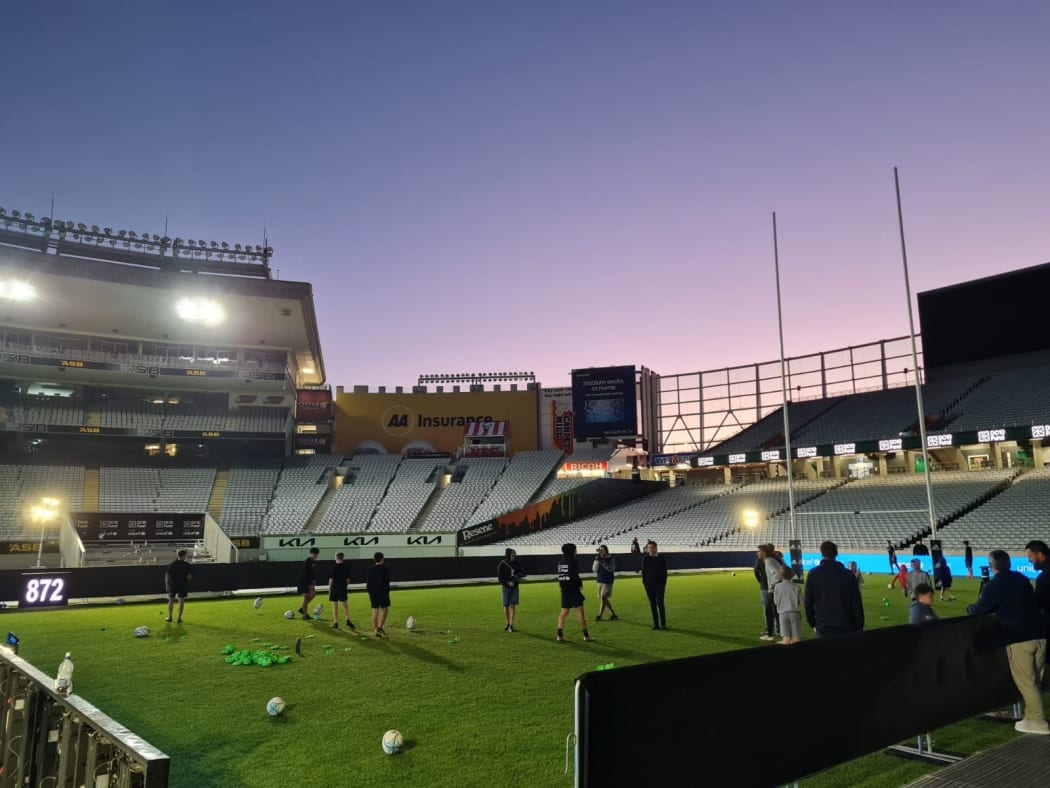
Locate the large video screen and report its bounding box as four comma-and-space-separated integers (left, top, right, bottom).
571, 365, 637, 440
918, 263, 1050, 369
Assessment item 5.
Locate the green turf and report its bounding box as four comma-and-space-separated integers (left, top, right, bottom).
4, 573, 1032, 787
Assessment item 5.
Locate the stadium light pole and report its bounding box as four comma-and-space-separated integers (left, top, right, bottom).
30, 497, 60, 569
893, 167, 937, 539
772, 212, 797, 543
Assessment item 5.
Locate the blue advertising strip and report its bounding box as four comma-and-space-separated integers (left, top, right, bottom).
571, 364, 637, 440
800, 551, 1039, 579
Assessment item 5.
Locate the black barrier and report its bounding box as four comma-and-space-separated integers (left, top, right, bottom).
0, 551, 755, 601
459, 479, 667, 546
574, 616, 1044, 787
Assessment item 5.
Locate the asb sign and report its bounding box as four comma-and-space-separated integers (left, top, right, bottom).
334, 390, 538, 455
571, 365, 637, 440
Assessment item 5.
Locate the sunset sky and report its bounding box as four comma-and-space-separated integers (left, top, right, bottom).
2, 1, 1047, 389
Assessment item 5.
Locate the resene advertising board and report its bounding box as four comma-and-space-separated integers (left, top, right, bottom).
571, 365, 637, 440
333, 390, 538, 455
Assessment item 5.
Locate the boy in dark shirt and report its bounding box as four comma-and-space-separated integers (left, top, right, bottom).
642, 540, 669, 630
328, 552, 355, 631
165, 549, 192, 623
297, 547, 320, 621
366, 552, 391, 638
556, 543, 591, 643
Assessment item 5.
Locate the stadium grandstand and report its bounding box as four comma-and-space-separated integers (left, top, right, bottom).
1, 207, 1049, 569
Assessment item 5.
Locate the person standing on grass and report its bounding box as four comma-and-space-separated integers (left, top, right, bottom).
593, 545, 619, 621
967, 550, 1048, 735
329, 552, 355, 631
934, 556, 955, 601
964, 540, 974, 579
913, 538, 929, 557
557, 543, 591, 643
759, 544, 784, 641
641, 540, 668, 631
909, 583, 939, 624
906, 559, 932, 600
367, 552, 391, 638
754, 550, 776, 640
850, 561, 865, 591
498, 548, 522, 632
297, 547, 320, 621
631, 536, 642, 572
804, 540, 864, 638
165, 549, 191, 623
774, 566, 803, 644
1025, 540, 1049, 635
887, 541, 898, 574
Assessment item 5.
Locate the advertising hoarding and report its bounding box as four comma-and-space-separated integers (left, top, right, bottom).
571, 366, 637, 440
334, 389, 538, 455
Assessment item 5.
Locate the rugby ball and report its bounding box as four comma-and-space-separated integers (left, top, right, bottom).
382, 729, 404, 755
406, 616, 416, 631
253, 597, 264, 609
284, 610, 295, 620
134, 626, 150, 638
266, 696, 286, 716
115, 598, 125, 605
313, 603, 324, 617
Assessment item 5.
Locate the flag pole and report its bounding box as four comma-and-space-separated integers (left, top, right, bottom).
893, 167, 937, 539
773, 212, 797, 544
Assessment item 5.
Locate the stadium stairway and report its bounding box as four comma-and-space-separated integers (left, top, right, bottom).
905, 468, 1022, 548
84, 406, 102, 428
525, 456, 566, 506
921, 375, 991, 432
83, 467, 100, 511
207, 470, 229, 521
406, 481, 445, 533
306, 485, 337, 532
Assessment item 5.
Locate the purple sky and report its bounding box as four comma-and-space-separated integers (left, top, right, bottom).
2, 2, 1048, 389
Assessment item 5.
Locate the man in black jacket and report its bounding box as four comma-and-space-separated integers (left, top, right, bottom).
804, 541, 864, 638
498, 548, 523, 633
967, 549, 1047, 735
642, 540, 668, 630
556, 543, 590, 643
1026, 540, 1050, 630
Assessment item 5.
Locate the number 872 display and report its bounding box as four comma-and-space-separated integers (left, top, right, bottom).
21, 574, 69, 608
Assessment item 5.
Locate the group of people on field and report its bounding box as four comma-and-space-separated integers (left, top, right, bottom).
499, 539, 670, 641
759, 537, 1050, 736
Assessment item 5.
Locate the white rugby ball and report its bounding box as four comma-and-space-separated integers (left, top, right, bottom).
253, 597, 264, 609
382, 729, 404, 755
284, 610, 295, 619
134, 626, 150, 638
406, 616, 416, 631
266, 696, 286, 716
313, 603, 324, 617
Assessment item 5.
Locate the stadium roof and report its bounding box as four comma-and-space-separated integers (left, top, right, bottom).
0, 243, 324, 385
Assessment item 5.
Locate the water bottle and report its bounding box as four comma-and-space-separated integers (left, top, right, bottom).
55, 653, 74, 696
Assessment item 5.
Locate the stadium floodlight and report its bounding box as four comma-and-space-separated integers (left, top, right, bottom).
741, 509, 760, 529
174, 297, 226, 327
29, 497, 60, 568
0, 280, 36, 302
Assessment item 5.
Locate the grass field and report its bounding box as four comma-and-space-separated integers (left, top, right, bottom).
4, 571, 1035, 787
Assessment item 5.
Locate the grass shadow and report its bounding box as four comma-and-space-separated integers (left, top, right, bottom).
379, 635, 466, 672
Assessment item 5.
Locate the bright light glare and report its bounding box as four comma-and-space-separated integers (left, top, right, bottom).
742, 509, 760, 528
30, 497, 60, 523
302, 367, 315, 375
0, 280, 36, 302
175, 297, 226, 326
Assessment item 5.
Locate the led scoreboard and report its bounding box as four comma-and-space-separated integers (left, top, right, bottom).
20, 572, 70, 608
